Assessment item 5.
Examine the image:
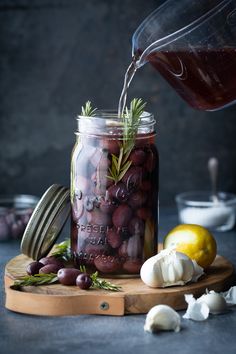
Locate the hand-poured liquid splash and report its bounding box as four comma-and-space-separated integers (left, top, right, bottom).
118, 57, 138, 117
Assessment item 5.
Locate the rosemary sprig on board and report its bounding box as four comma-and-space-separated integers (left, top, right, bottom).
90, 272, 122, 292
11, 273, 58, 290
107, 98, 146, 184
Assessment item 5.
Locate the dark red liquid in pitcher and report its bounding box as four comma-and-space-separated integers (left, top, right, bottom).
146, 48, 236, 111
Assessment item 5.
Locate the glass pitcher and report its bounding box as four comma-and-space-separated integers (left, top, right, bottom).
133, 0, 236, 111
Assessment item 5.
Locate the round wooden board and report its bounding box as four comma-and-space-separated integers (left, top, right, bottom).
4, 253, 235, 316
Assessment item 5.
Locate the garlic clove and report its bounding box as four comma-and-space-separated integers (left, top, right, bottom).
144, 305, 181, 333
197, 292, 227, 314
183, 294, 209, 321
220, 286, 236, 305
191, 260, 204, 282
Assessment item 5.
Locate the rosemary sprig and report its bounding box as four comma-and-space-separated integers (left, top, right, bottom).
108, 98, 146, 184
11, 273, 58, 290
90, 271, 122, 292
51, 239, 72, 262
81, 100, 98, 117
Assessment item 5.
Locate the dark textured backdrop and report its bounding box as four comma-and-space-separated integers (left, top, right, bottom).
1, 0, 236, 206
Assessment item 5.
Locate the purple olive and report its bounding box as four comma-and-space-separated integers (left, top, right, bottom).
39, 263, 62, 274
122, 166, 143, 190
140, 180, 152, 192
0, 216, 9, 240
11, 220, 25, 239
108, 182, 129, 202
87, 209, 112, 226
136, 207, 152, 220
101, 139, 120, 155
99, 198, 117, 214
57, 268, 81, 285
112, 204, 133, 228
123, 259, 142, 274
76, 273, 92, 289
107, 228, 122, 248
39, 256, 64, 269
26, 261, 44, 275
94, 255, 121, 273
129, 149, 146, 166
128, 191, 147, 209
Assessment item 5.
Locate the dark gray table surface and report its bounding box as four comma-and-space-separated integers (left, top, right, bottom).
1, 209, 236, 354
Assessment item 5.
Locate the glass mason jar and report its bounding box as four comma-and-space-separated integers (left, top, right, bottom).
71, 111, 158, 276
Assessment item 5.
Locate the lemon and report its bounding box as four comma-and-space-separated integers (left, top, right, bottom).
163, 224, 217, 268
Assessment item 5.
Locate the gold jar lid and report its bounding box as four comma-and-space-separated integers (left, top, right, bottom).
21, 184, 71, 260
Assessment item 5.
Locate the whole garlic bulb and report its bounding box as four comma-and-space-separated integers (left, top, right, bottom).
140, 249, 194, 288
144, 305, 181, 333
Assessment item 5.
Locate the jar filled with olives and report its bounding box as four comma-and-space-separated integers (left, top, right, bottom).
71, 106, 158, 276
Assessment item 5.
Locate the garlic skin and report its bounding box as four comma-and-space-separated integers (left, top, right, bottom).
140, 249, 194, 288
198, 291, 227, 314
144, 305, 181, 333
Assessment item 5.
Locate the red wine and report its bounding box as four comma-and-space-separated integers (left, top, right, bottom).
146, 48, 236, 111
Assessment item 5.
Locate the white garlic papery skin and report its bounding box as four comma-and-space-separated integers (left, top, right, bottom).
198, 291, 227, 314
140, 249, 194, 288
144, 305, 181, 333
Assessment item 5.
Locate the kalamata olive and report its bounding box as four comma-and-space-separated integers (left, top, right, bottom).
94, 255, 121, 273
85, 242, 110, 258
39, 256, 64, 269
39, 263, 62, 274
76, 273, 92, 289
87, 209, 112, 226
128, 217, 145, 236
145, 147, 158, 172
140, 180, 152, 192
99, 198, 117, 214
26, 261, 44, 275
129, 149, 146, 166
57, 268, 81, 285
123, 259, 142, 274
122, 166, 142, 190
112, 204, 133, 228
101, 139, 120, 155
107, 228, 122, 248
0, 216, 9, 240
128, 191, 147, 209
136, 207, 152, 220
108, 182, 129, 202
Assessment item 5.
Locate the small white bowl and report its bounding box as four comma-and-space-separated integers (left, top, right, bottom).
175, 191, 236, 231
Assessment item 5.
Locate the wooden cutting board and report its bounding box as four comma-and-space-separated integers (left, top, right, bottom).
4, 253, 235, 316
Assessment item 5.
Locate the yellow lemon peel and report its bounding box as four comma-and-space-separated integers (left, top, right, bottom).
163, 224, 217, 268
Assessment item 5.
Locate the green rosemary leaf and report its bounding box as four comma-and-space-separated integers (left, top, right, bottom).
81, 101, 98, 117
111, 154, 119, 172
90, 272, 122, 292
117, 161, 132, 181
117, 147, 124, 173
108, 98, 146, 184
51, 239, 72, 262
12, 273, 58, 290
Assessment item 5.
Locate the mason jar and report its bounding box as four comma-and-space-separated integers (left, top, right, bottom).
71, 111, 158, 276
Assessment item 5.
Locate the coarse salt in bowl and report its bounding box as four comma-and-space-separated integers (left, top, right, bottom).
175, 191, 236, 231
